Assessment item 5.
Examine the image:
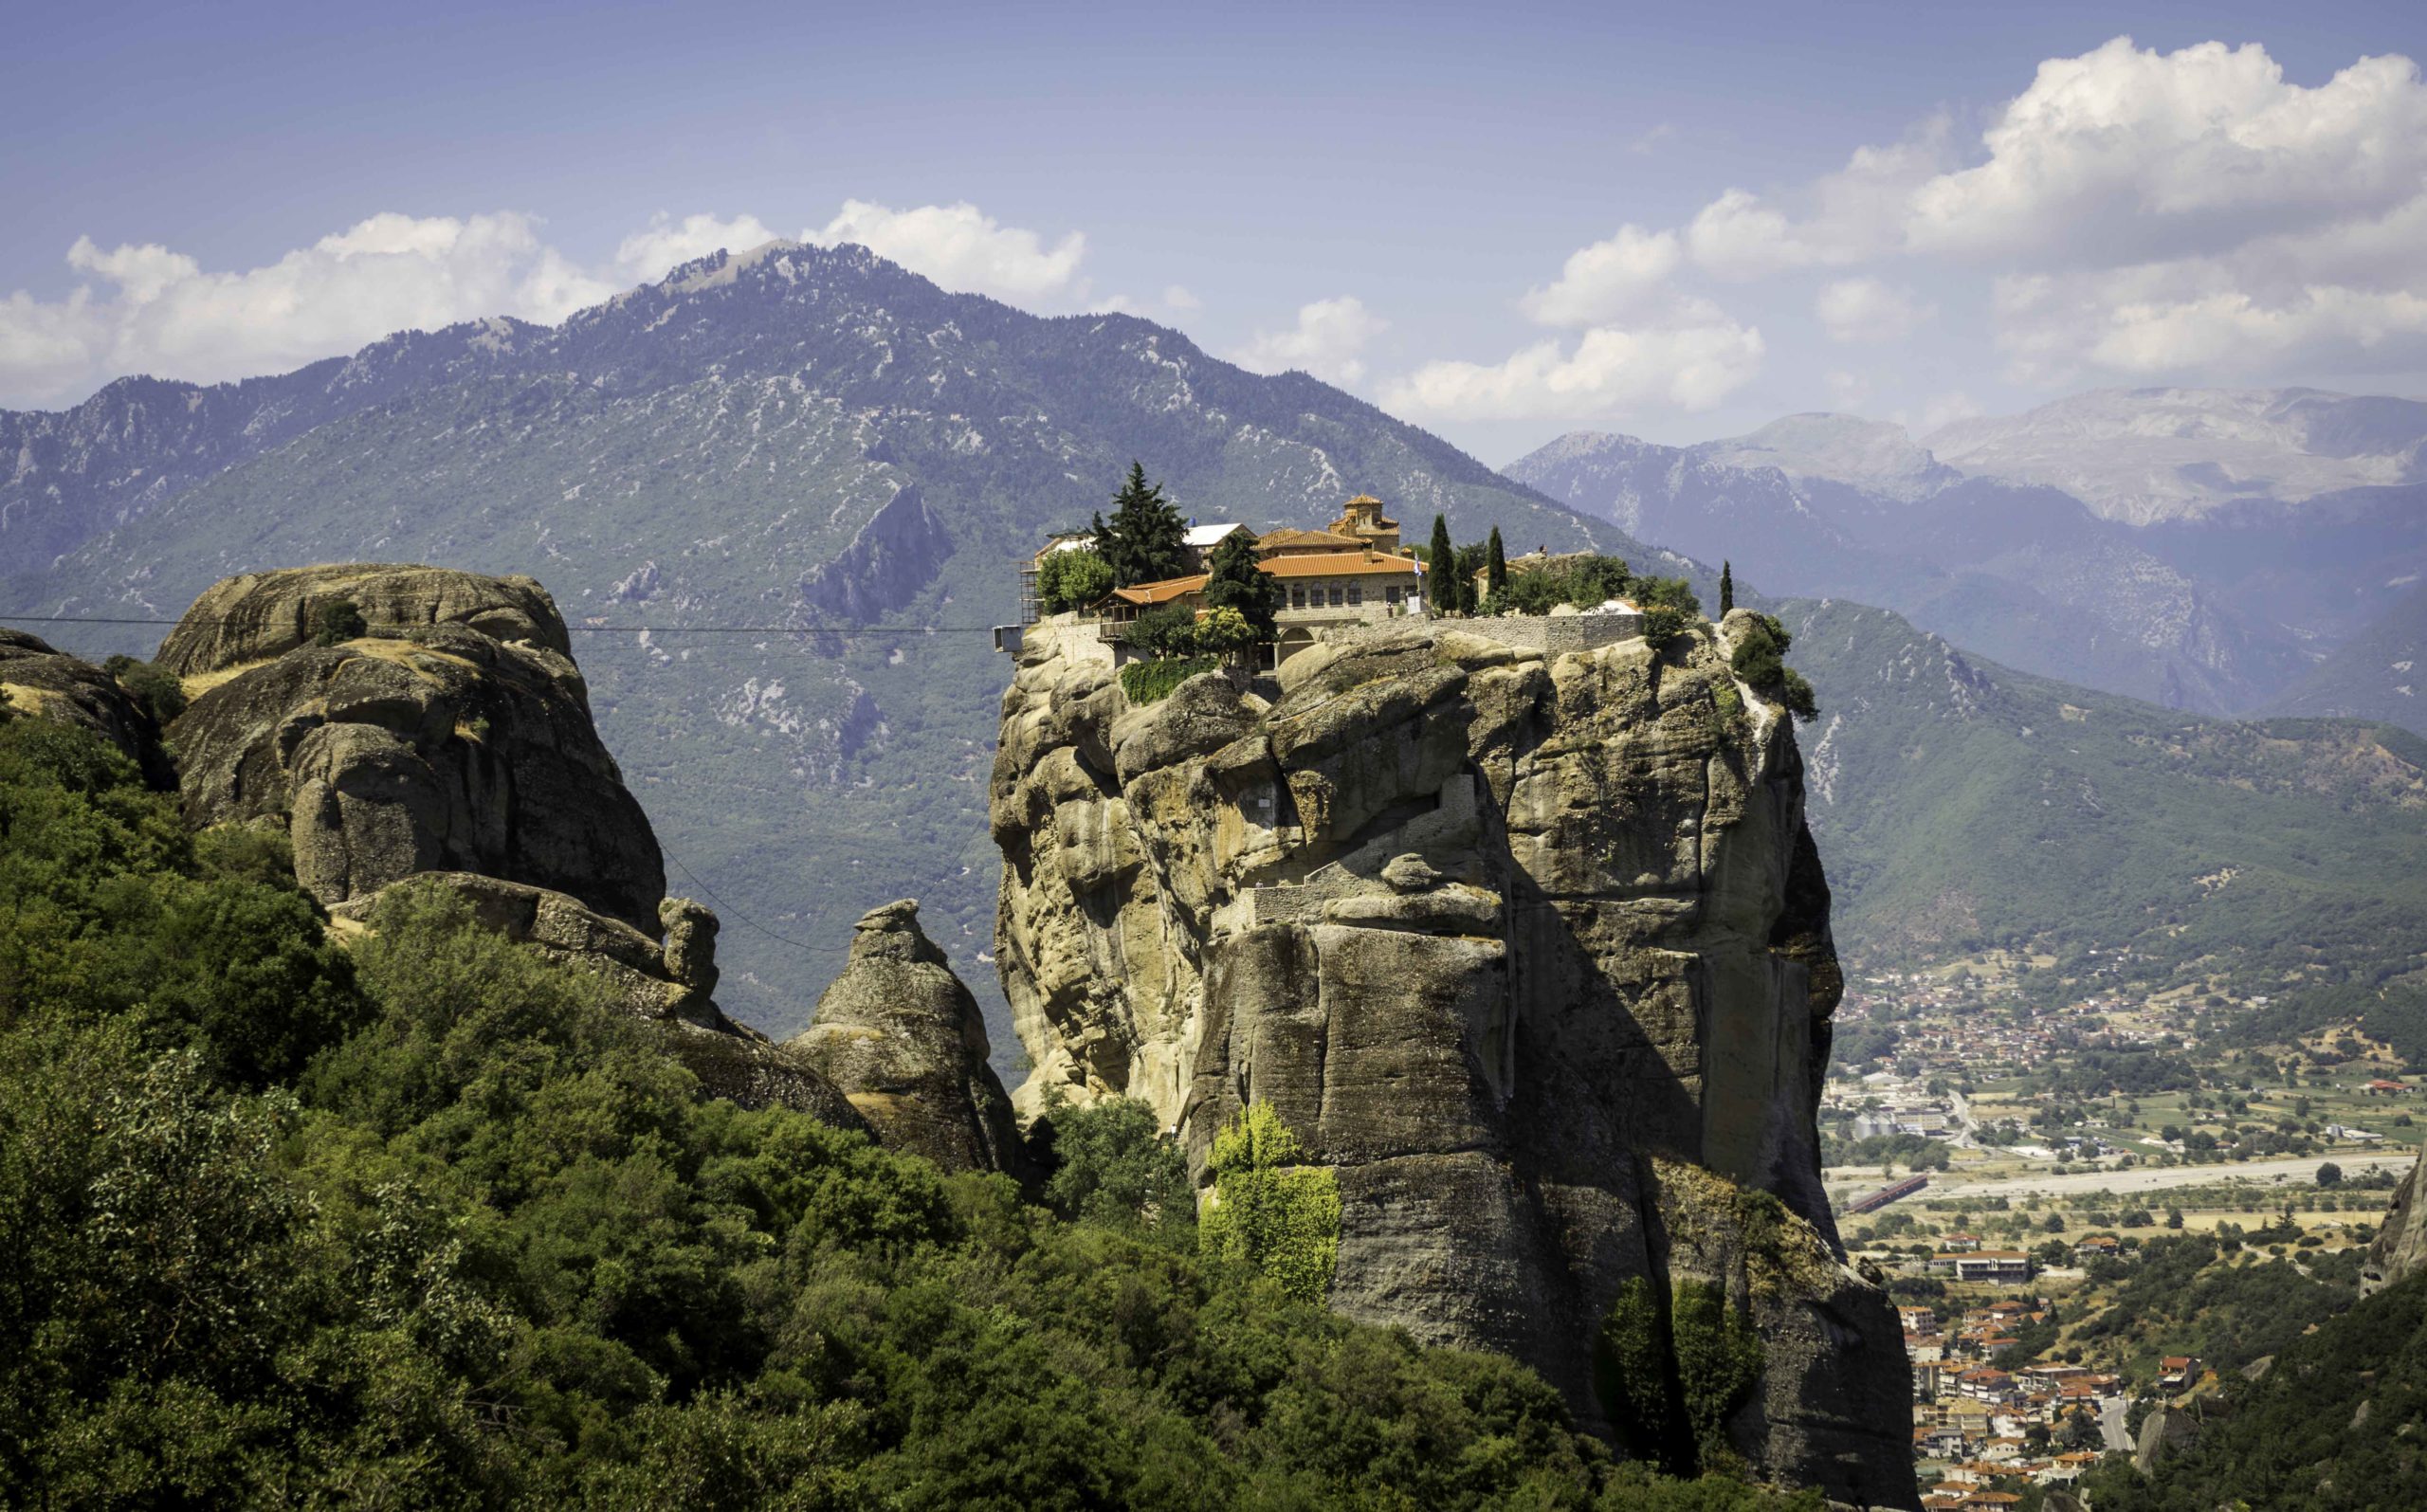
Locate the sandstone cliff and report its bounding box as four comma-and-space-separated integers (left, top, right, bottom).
992, 612, 1915, 1506
788, 900, 1024, 1174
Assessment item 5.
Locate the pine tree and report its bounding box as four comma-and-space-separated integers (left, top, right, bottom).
1486, 527, 1507, 602
1203, 529, 1282, 634
1428, 515, 1457, 614
1096, 463, 1189, 587
1720, 560, 1734, 614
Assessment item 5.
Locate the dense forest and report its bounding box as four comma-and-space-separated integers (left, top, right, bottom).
0, 704, 1816, 1508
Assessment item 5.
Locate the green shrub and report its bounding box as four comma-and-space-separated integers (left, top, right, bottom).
1729, 614, 1818, 720
1641, 603, 1690, 647
1036, 547, 1113, 613
102, 654, 189, 726
1120, 655, 1217, 704
1671, 1280, 1765, 1466
1198, 1102, 1341, 1305
311, 597, 368, 646
1595, 1276, 1685, 1467
1124, 603, 1199, 659
1037, 1095, 1194, 1239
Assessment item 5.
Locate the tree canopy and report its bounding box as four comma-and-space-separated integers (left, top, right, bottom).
1095, 463, 1189, 587
1201, 530, 1282, 634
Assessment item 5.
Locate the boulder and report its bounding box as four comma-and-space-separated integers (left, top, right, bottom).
789, 900, 1023, 1174
169, 610, 663, 930
0, 629, 173, 784
155, 564, 571, 678
2134, 1402, 2207, 1476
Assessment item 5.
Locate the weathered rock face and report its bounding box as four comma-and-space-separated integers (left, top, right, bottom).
168, 611, 664, 930
155, 564, 573, 679
0, 628, 173, 784
992, 619, 1915, 1507
2363, 1155, 2427, 1295
788, 901, 1024, 1174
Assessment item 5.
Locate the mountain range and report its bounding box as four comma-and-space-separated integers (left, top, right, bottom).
6, 243, 2424, 1042
0, 241, 1688, 1043
1506, 390, 2427, 727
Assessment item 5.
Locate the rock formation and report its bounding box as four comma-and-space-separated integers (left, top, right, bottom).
125, 563, 1021, 1152
992, 615, 1915, 1506
2363, 1155, 2427, 1295
155, 564, 573, 680
165, 567, 664, 929
0, 628, 174, 784
788, 900, 1024, 1174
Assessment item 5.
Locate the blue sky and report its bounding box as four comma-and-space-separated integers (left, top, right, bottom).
8, 0, 2424, 460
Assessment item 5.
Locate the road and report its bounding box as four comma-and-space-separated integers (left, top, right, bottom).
1928, 1150, 2416, 1201
2100, 1394, 2132, 1454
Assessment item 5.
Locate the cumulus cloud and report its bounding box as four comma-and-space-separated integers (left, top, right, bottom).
1906, 40, 2427, 261
1672, 37, 2427, 384
0, 212, 614, 406
1519, 225, 1680, 326
809, 199, 1086, 305
1232, 297, 1389, 386
1383, 301, 1763, 422
1816, 277, 1932, 344
1684, 131, 1948, 280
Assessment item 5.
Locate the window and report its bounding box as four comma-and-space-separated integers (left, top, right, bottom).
1346, 585, 1362, 606
1385, 586, 1401, 605
1328, 585, 1344, 607
1290, 588, 1305, 609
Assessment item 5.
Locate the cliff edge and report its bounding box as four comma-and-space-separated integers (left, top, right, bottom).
992, 614, 1915, 1506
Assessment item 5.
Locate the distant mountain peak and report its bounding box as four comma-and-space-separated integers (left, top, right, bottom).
1691, 412, 1956, 501
1924, 386, 2427, 523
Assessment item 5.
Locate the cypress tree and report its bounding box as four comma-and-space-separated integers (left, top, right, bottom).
1720, 561, 1734, 614
1098, 463, 1189, 587
1203, 529, 1283, 634
1428, 515, 1457, 614
1486, 527, 1507, 601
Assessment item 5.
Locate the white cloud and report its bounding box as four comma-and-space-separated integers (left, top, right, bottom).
1685, 130, 1948, 280
1519, 225, 1680, 326
1825, 370, 1872, 409
0, 212, 615, 406
1383, 301, 1762, 422
809, 199, 1086, 305
613, 211, 785, 282
1232, 297, 1388, 386
1907, 40, 2427, 261
1816, 277, 1932, 344
1628, 122, 1678, 156
1907, 390, 1984, 434
1161, 284, 1201, 312
1664, 38, 2427, 387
